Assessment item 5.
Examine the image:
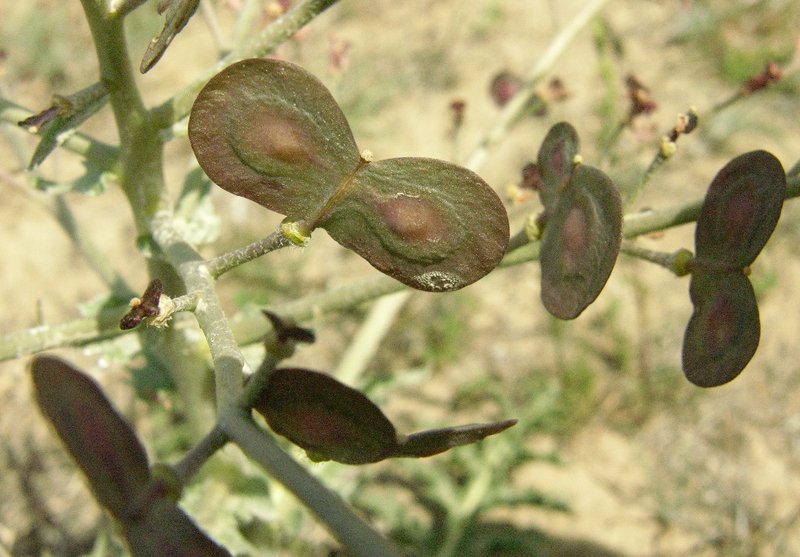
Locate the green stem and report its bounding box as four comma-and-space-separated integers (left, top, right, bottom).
206, 228, 293, 278
220, 410, 406, 557
150, 211, 244, 409
172, 424, 229, 484
619, 241, 693, 276
80, 0, 168, 233
464, 0, 612, 172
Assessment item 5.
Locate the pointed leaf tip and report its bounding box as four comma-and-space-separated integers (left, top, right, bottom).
393, 419, 518, 458
30, 355, 151, 519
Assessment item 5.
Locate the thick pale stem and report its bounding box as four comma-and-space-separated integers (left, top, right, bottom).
220, 410, 406, 557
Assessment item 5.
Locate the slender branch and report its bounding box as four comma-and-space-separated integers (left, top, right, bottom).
333, 291, 411, 386
150, 0, 341, 130
220, 410, 406, 557
80, 0, 168, 232
619, 241, 693, 276
464, 0, 612, 172
172, 424, 229, 484
206, 228, 293, 278
53, 196, 135, 296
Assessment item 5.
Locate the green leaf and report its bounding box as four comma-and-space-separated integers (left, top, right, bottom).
320, 157, 509, 291
253, 368, 398, 465
392, 419, 517, 459
30, 355, 151, 520
189, 58, 509, 291
124, 498, 231, 557
694, 150, 786, 270
682, 271, 760, 387
536, 122, 580, 209
188, 58, 360, 221
20, 83, 109, 170
539, 164, 622, 319
140, 0, 201, 73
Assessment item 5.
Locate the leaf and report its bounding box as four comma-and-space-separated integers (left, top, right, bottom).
682, 271, 760, 387
392, 419, 518, 458
30, 355, 151, 520
253, 368, 398, 464
140, 0, 201, 73
320, 157, 509, 291
20, 84, 109, 170
124, 498, 231, 557
539, 164, 622, 319
694, 150, 786, 270
536, 122, 580, 209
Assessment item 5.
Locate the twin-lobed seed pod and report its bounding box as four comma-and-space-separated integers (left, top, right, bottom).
683, 150, 786, 387
188, 58, 509, 292
534, 122, 623, 320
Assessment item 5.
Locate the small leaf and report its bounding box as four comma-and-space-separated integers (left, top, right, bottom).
536, 122, 580, 209
140, 0, 200, 73
539, 164, 622, 319
124, 498, 231, 557
188, 58, 360, 221
20, 83, 109, 170
694, 150, 786, 270
392, 419, 517, 458
30, 355, 151, 520
320, 157, 509, 291
682, 271, 760, 387
253, 368, 398, 464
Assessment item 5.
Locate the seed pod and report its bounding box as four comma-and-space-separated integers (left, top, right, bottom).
253, 368, 398, 464
31, 355, 151, 521
189, 58, 509, 291
539, 164, 622, 319
682, 271, 760, 387
694, 150, 785, 270
536, 121, 580, 209
124, 498, 231, 557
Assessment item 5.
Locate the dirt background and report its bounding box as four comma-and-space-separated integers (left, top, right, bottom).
1, 0, 800, 556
